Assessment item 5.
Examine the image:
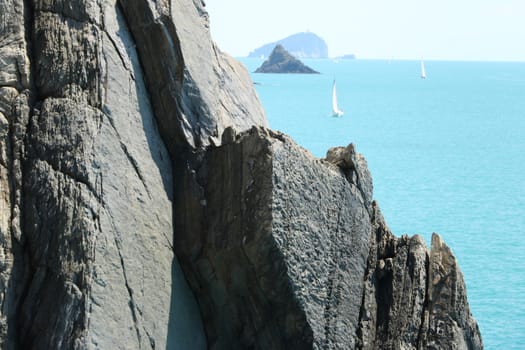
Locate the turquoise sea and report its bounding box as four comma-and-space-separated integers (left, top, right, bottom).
241, 58, 525, 349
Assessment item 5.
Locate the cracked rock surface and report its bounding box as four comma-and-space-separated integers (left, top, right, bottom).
0, 0, 482, 349
174, 128, 482, 349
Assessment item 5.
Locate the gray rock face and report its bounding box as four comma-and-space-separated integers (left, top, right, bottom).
174, 127, 370, 348
357, 207, 483, 349
0, 0, 267, 347
174, 128, 482, 349
119, 0, 267, 150
0, 1, 32, 347
0, 0, 482, 349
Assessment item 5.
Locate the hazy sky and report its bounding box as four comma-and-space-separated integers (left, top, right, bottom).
206, 0, 525, 61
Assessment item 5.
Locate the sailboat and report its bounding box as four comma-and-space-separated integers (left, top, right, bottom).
331, 80, 344, 117
420, 60, 426, 79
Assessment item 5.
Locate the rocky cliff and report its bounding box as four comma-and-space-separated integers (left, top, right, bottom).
174, 129, 482, 349
0, 0, 481, 349
0, 0, 263, 348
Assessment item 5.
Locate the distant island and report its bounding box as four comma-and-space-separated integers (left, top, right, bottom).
255, 45, 320, 74
248, 32, 328, 59
337, 54, 356, 60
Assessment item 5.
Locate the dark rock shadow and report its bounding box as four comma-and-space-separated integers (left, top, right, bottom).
166, 258, 207, 349
113, 4, 206, 348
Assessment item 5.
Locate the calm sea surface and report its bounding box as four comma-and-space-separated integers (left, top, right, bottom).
241, 58, 525, 349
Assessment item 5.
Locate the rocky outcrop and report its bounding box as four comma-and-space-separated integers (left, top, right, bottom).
255, 45, 320, 74
0, 0, 482, 349
174, 129, 482, 349
119, 0, 267, 150
248, 32, 328, 59
357, 211, 483, 349
174, 128, 371, 348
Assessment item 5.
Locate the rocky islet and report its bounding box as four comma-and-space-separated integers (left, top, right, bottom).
255, 45, 320, 74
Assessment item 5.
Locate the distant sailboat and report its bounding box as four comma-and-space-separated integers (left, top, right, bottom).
420, 60, 427, 79
331, 80, 344, 117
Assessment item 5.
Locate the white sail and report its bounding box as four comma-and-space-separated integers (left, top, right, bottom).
332, 80, 344, 117
420, 61, 426, 79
